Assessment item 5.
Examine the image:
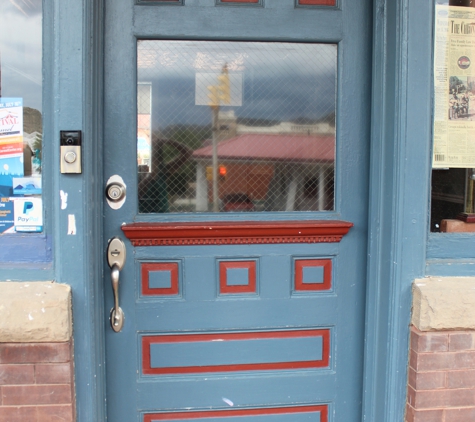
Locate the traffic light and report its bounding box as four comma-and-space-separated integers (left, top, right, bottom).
217, 65, 231, 105
207, 85, 219, 108
207, 64, 231, 107
218, 165, 227, 182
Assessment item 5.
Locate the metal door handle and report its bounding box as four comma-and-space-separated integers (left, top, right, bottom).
110, 264, 124, 332
107, 237, 126, 332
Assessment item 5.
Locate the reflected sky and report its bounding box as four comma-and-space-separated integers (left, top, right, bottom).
138, 41, 336, 129
0, 0, 42, 112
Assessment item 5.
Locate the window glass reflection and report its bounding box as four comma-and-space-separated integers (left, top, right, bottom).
0, 0, 43, 233
137, 41, 336, 213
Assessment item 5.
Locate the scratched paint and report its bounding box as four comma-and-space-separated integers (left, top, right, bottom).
68, 214, 77, 235
60, 190, 68, 209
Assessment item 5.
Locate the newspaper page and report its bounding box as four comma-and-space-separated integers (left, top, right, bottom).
433, 5, 475, 168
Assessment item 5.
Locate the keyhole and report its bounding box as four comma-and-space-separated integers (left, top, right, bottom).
111, 249, 120, 257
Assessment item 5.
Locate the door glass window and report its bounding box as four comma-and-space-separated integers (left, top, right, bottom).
137, 41, 336, 213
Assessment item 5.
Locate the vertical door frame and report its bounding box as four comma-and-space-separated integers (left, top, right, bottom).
50, 0, 431, 420
363, 0, 431, 421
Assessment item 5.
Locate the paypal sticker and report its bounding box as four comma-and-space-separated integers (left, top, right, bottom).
14, 198, 43, 232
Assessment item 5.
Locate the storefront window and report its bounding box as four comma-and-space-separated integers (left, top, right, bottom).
0, 0, 43, 233
431, 0, 475, 231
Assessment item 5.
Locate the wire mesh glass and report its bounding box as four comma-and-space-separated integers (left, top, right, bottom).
137, 41, 336, 213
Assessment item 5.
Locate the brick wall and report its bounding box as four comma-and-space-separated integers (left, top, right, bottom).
0, 341, 75, 421
0, 282, 74, 421
406, 326, 475, 421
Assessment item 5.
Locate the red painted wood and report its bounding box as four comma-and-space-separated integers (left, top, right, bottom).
299, 0, 336, 5
122, 220, 353, 246
144, 405, 328, 422
141, 262, 179, 296
219, 261, 256, 294
295, 259, 332, 291
142, 329, 330, 375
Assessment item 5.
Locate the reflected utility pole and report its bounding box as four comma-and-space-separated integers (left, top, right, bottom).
207, 64, 230, 212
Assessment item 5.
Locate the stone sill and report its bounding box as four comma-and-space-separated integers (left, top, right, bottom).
0, 281, 72, 343
413, 277, 475, 331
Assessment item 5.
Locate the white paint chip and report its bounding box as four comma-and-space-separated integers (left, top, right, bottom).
68, 214, 77, 235
222, 398, 234, 407
60, 190, 68, 209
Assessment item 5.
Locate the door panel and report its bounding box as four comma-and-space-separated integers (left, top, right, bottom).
104, 2, 371, 421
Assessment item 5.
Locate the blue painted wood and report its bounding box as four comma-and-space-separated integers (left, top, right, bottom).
136, 373, 336, 410
226, 268, 249, 285
103, 2, 370, 422
426, 259, 475, 275
49, 0, 108, 421
363, 0, 432, 421
149, 271, 173, 288
428, 233, 475, 260
149, 336, 324, 368
303, 266, 324, 283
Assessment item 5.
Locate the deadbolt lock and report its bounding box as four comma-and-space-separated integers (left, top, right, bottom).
106, 182, 126, 203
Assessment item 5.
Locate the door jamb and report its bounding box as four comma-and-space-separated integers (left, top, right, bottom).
363, 0, 431, 420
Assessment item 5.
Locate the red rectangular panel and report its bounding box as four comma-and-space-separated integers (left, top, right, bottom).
295, 259, 332, 291
141, 262, 179, 296
219, 261, 256, 294
299, 0, 336, 5
144, 405, 328, 422
142, 329, 330, 375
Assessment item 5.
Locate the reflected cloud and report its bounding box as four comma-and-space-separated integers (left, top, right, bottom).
1, 0, 42, 111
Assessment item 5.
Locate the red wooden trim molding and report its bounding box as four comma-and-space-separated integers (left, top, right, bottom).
142, 329, 330, 375
122, 220, 353, 246
219, 260, 256, 294
299, 0, 336, 5
144, 405, 328, 422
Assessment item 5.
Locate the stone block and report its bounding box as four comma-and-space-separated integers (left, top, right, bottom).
412, 278, 475, 331
0, 282, 72, 343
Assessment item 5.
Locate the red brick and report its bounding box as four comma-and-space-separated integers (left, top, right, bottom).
0, 364, 35, 385
37, 404, 74, 421
0, 343, 71, 364
447, 369, 475, 388
2, 384, 72, 405
412, 408, 444, 422
35, 363, 71, 384
453, 351, 475, 368
412, 352, 450, 372
406, 403, 415, 422
408, 385, 417, 408
408, 367, 446, 390
411, 388, 475, 409
449, 332, 475, 351
0, 406, 37, 420
413, 351, 475, 372
411, 329, 449, 353
445, 407, 475, 421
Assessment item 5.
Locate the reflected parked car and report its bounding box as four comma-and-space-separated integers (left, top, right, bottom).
223, 193, 255, 212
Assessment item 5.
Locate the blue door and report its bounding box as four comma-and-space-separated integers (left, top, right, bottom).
103, 2, 371, 421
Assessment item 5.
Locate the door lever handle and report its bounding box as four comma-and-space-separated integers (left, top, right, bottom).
107, 237, 126, 332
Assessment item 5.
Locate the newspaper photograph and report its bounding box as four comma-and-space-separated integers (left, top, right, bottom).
433, 5, 475, 168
